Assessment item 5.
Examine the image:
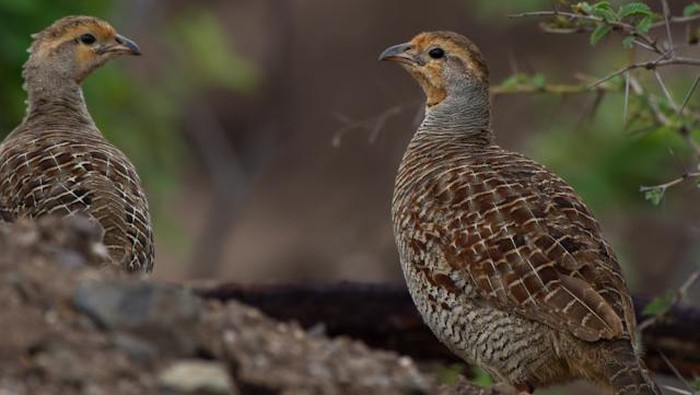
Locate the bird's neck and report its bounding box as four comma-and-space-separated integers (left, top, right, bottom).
417, 81, 493, 145
20, 61, 94, 128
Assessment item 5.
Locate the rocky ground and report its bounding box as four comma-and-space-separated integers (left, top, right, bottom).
0, 216, 497, 395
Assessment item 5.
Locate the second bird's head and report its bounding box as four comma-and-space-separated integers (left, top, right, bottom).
25, 16, 141, 84
379, 31, 489, 108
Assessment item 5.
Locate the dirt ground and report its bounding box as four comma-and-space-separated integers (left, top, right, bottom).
0, 217, 503, 395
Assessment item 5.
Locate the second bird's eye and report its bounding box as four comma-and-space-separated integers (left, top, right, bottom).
428, 47, 445, 59
79, 33, 97, 45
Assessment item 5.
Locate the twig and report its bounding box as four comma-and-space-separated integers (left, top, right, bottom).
679, 74, 700, 114
331, 102, 419, 147
590, 57, 700, 87
654, 70, 678, 112
660, 0, 675, 56
650, 12, 700, 28
508, 10, 659, 51
637, 266, 700, 332
639, 171, 700, 193
624, 71, 631, 121
492, 81, 618, 96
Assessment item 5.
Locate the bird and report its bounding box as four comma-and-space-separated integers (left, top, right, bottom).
380, 31, 659, 394
0, 16, 154, 273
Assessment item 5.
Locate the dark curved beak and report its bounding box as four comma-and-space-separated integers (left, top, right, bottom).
99, 34, 142, 56
378, 42, 414, 63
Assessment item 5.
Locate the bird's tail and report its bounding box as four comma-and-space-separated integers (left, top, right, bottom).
598, 339, 660, 395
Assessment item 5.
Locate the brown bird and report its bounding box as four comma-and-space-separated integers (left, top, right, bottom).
381, 31, 659, 394
0, 16, 154, 273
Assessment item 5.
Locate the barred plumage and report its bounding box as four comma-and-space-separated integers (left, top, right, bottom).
0, 16, 153, 272
382, 31, 659, 394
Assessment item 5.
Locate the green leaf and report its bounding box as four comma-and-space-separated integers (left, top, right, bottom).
692, 377, 700, 391
622, 36, 635, 49
642, 293, 674, 317
470, 366, 494, 388
499, 73, 528, 89
593, 1, 612, 10
683, 2, 700, 17
436, 364, 464, 385
573, 1, 594, 14
592, 7, 618, 21
531, 73, 546, 88
619, 2, 652, 18
636, 15, 653, 33
590, 24, 613, 45
643, 187, 664, 205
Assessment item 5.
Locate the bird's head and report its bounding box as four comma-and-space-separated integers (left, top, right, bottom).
379, 31, 489, 108
25, 16, 141, 84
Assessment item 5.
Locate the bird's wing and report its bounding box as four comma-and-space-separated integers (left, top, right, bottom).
404, 149, 635, 342
83, 145, 153, 272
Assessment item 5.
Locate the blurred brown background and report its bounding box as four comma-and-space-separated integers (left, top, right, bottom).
1, 1, 698, 300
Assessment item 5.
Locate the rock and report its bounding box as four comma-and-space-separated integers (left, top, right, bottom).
198, 301, 434, 395
113, 333, 159, 367
0, 216, 109, 269
74, 280, 201, 355
158, 360, 236, 395
0, 217, 494, 395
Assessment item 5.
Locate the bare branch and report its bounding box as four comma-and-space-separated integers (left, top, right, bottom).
679, 74, 700, 114
654, 70, 678, 112
638, 267, 700, 332
591, 57, 700, 88
660, 0, 675, 56
624, 71, 631, 121
508, 10, 659, 52
639, 171, 700, 194
651, 12, 700, 28
331, 102, 420, 147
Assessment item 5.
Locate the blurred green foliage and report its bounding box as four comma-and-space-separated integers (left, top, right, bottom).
485, 0, 700, 211
527, 92, 688, 214
0, 0, 112, 127
0, 1, 258, 251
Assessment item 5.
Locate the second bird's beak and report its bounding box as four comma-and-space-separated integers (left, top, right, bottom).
99, 34, 142, 56
378, 43, 415, 64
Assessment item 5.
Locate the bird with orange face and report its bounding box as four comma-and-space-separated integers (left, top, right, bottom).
381, 31, 659, 394
0, 16, 154, 273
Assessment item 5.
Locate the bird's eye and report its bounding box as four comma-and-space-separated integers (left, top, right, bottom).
428, 47, 445, 59
78, 33, 97, 45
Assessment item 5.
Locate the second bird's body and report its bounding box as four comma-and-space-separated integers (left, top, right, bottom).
383, 31, 659, 394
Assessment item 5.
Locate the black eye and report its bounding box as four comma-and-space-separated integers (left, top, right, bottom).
78, 33, 96, 45
428, 47, 445, 59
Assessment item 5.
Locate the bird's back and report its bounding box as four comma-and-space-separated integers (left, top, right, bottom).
0, 124, 154, 272
391, 133, 646, 387
393, 133, 635, 340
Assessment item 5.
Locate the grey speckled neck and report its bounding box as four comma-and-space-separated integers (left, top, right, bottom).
20, 61, 93, 129
418, 81, 493, 144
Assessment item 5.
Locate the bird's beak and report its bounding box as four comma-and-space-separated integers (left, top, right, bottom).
378, 42, 415, 64
99, 34, 142, 56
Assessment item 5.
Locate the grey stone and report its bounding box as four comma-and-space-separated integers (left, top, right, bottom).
74, 280, 201, 354
158, 360, 236, 395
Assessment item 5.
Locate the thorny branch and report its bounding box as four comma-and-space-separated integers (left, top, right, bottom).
331, 101, 422, 146
502, 1, 700, 347
509, 10, 660, 51
638, 267, 700, 331
504, 2, 700, 191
